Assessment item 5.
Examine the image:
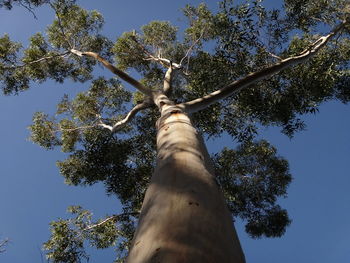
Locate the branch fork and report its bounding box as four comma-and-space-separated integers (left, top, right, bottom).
98, 99, 153, 133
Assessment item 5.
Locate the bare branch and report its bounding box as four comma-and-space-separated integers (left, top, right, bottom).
18, 0, 37, 19
267, 51, 282, 61
179, 29, 205, 67
82, 216, 117, 231
97, 121, 113, 131
70, 49, 153, 96
3, 52, 70, 70
98, 100, 152, 133
130, 35, 183, 70
179, 19, 349, 113
146, 57, 182, 69
130, 35, 154, 59
56, 124, 97, 133
0, 238, 9, 253
82, 212, 139, 231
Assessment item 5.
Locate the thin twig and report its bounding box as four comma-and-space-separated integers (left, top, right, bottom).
56, 124, 97, 133
82, 212, 139, 231
0, 238, 9, 253
179, 29, 205, 66
3, 52, 70, 70
130, 35, 154, 59
130, 35, 183, 70
267, 51, 282, 61
19, 0, 37, 19
49, 2, 73, 49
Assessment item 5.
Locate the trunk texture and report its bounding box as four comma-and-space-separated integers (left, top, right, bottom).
126, 105, 245, 263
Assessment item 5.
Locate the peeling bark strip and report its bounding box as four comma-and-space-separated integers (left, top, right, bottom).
126, 105, 245, 263
179, 19, 349, 113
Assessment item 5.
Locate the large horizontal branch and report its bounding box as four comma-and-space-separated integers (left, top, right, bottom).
70, 49, 153, 96
179, 19, 349, 114
98, 100, 152, 133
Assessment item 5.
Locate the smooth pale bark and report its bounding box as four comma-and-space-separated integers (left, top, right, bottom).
126, 104, 245, 263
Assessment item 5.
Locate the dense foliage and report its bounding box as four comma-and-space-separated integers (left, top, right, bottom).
1, 0, 349, 262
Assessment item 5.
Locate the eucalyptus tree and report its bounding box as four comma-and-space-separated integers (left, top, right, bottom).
1, 0, 349, 262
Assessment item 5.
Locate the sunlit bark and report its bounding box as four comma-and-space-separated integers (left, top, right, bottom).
126, 103, 245, 263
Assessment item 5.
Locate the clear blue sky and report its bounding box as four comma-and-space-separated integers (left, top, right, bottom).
0, 1, 349, 262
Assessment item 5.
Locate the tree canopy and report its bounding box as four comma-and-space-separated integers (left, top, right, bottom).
1, 0, 349, 262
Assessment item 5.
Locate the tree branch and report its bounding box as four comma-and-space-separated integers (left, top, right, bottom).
3, 52, 70, 69
179, 19, 349, 113
56, 124, 96, 133
163, 62, 174, 96
130, 34, 154, 59
82, 212, 139, 231
18, 0, 37, 19
130, 35, 183, 70
82, 216, 117, 231
49, 2, 73, 49
145, 57, 182, 69
0, 238, 9, 253
179, 29, 204, 68
267, 51, 282, 61
70, 49, 153, 96
98, 100, 152, 133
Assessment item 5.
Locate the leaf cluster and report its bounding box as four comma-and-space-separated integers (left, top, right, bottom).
181, 0, 350, 138
44, 206, 135, 263
214, 140, 292, 238
285, 0, 350, 30
0, 0, 114, 94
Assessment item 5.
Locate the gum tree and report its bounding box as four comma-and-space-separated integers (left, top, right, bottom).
1, 0, 349, 262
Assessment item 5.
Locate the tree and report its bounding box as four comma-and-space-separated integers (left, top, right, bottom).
1, 0, 349, 262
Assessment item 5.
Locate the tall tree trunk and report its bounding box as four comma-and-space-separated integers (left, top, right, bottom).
126, 105, 245, 263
